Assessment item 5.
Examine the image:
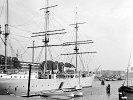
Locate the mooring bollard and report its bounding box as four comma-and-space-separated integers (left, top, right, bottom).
101, 80, 105, 85
106, 84, 110, 94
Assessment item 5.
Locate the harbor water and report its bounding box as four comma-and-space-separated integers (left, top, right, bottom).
0, 80, 124, 100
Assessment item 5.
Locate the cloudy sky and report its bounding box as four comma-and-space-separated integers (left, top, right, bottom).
0, 0, 133, 71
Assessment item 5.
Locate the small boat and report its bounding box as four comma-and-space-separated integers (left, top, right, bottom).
62, 86, 83, 97
40, 90, 74, 98
74, 91, 83, 97
49, 95, 73, 100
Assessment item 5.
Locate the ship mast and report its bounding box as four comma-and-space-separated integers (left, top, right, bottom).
32, 41, 35, 63
61, 12, 96, 72
44, 0, 49, 73
28, 0, 66, 76
1, 0, 10, 70
5, 0, 9, 70
127, 40, 133, 86
69, 11, 85, 71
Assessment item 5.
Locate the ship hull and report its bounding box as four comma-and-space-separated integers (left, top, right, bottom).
0, 74, 95, 96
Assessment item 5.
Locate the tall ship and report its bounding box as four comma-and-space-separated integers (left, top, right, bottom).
0, 0, 96, 96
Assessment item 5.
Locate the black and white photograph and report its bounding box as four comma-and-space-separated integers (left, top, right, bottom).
0, 0, 133, 100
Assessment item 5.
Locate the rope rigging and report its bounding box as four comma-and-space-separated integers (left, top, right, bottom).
6, 33, 32, 62
69, 55, 74, 64
0, 0, 73, 66
50, 11, 73, 43
36, 43, 45, 63
48, 47, 53, 60
0, 0, 6, 18
7, 38, 16, 57
9, 25, 33, 35
79, 54, 86, 70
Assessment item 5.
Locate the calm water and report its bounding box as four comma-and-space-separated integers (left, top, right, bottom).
0, 80, 124, 100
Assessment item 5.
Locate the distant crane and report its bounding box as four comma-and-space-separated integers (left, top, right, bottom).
95, 65, 101, 73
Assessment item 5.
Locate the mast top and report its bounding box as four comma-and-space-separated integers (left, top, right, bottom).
40, 5, 58, 10
128, 39, 133, 68
70, 22, 86, 26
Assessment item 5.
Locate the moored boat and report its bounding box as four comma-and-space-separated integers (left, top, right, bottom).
118, 40, 133, 100
0, 70, 95, 95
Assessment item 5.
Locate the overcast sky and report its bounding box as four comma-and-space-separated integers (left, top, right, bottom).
0, 0, 133, 71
